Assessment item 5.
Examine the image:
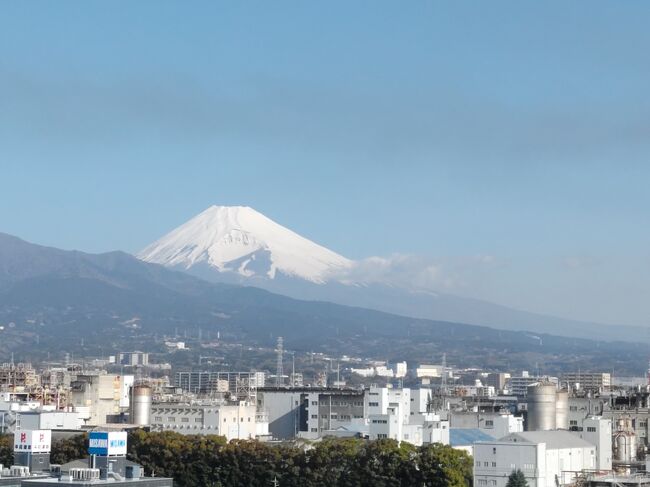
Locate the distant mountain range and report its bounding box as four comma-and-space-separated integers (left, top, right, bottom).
0, 231, 645, 374
139, 205, 643, 343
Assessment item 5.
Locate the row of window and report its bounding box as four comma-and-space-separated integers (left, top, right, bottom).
154, 416, 252, 423
478, 461, 531, 470
476, 479, 497, 486
311, 401, 364, 407
310, 414, 354, 420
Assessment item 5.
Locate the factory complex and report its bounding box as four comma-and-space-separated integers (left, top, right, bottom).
2, 350, 650, 487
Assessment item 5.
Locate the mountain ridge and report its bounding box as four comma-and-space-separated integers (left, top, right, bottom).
0, 231, 645, 374
137, 206, 640, 342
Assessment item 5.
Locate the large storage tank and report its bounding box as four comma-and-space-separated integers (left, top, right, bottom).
614, 418, 637, 463
131, 384, 152, 426
615, 433, 636, 463
555, 390, 569, 429
527, 382, 557, 431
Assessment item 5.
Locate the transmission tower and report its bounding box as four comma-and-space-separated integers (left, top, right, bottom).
441, 353, 447, 394
275, 337, 284, 387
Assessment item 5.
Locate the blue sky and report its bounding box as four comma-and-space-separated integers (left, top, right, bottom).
1, 2, 649, 325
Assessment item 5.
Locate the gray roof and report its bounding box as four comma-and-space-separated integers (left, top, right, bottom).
59, 458, 140, 473
450, 428, 496, 446
497, 431, 595, 449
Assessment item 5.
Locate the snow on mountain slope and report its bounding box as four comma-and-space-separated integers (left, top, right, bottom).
138, 206, 353, 283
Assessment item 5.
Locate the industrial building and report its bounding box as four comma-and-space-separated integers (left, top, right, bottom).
69, 373, 132, 426
570, 416, 613, 470
15, 411, 82, 432
174, 371, 264, 396
562, 372, 611, 392
449, 411, 524, 439
117, 352, 149, 367
149, 401, 268, 440
258, 387, 366, 440
507, 373, 559, 397
0, 365, 39, 391
473, 431, 597, 487
484, 373, 511, 393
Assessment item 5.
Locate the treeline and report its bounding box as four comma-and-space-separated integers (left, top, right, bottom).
1, 431, 473, 487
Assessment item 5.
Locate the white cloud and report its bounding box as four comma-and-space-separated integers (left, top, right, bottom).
332, 253, 502, 292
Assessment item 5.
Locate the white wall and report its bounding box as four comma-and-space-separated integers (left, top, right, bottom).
474, 439, 596, 487
573, 417, 612, 470
474, 441, 544, 487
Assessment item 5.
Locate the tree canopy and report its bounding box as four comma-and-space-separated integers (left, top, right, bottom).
1, 432, 473, 487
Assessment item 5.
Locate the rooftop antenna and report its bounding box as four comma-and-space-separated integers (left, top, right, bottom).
291, 352, 295, 388
275, 337, 284, 387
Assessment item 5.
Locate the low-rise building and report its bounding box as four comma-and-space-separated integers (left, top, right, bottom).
258, 387, 365, 440
150, 402, 266, 440
473, 431, 597, 487
16, 411, 82, 432
507, 374, 558, 397
450, 411, 524, 439
569, 417, 612, 470
562, 373, 611, 392
118, 352, 149, 367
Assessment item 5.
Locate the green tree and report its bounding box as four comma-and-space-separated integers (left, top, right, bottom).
0, 434, 13, 467
50, 434, 88, 465
76, 430, 478, 487
415, 443, 473, 487
506, 469, 528, 487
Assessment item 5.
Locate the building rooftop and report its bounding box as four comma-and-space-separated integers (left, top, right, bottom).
450, 428, 495, 446
495, 431, 595, 449
258, 387, 363, 394
59, 459, 141, 474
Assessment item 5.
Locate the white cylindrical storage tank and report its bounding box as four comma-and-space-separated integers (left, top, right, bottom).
131, 385, 152, 426
615, 433, 636, 463
527, 382, 557, 431
555, 390, 569, 430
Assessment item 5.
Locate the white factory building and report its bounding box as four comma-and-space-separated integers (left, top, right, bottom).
450, 411, 524, 439
257, 385, 449, 446
366, 385, 449, 446
149, 401, 268, 441
473, 431, 597, 487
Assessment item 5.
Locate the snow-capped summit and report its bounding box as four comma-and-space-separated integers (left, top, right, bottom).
138, 205, 353, 283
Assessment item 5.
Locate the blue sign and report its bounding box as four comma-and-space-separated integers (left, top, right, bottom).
88, 431, 127, 456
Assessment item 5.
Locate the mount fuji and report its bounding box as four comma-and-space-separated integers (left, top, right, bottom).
138, 205, 353, 284
138, 205, 635, 342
